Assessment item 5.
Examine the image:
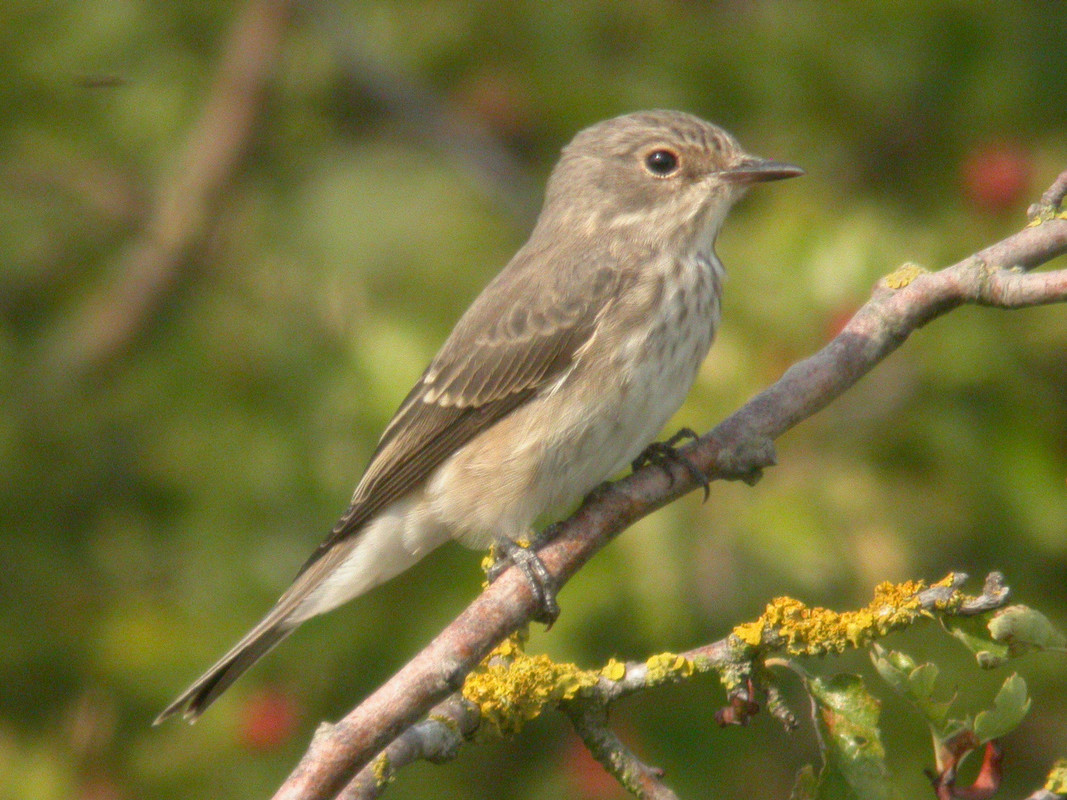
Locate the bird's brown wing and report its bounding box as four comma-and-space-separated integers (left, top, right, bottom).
298, 254, 626, 573
154, 253, 630, 724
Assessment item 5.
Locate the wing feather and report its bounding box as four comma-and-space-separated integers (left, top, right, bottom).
297, 255, 626, 573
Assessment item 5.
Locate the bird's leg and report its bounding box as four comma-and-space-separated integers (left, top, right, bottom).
488, 536, 560, 627
486, 522, 563, 582
631, 427, 711, 501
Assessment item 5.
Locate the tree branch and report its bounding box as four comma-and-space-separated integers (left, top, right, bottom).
565, 703, 678, 800
43, 0, 294, 380
272, 169, 1067, 800
341, 572, 1013, 799
336, 695, 479, 800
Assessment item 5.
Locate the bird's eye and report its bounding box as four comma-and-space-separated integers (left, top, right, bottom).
644, 148, 680, 177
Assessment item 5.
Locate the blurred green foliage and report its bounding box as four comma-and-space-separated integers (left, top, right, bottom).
1, 2, 1066, 798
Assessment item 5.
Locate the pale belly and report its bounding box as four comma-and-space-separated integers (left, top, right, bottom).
425, 265, 719, 550
299, 253, 722, 617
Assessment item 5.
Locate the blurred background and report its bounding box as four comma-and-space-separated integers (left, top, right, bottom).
2, 2, 1066, 798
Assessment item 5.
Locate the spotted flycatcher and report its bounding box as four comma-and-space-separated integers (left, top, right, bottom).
156, 109, 802, 723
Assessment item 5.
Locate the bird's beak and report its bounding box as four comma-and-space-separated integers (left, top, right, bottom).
723, 157, 805, 184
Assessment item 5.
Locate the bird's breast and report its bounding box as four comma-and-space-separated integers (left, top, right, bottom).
607, 251, 723, 454
423, 251, 724, 548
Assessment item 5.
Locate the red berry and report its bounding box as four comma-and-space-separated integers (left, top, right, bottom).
961, 142, 1033, 214
238, 687, 299, 751
560, 730, 630, 799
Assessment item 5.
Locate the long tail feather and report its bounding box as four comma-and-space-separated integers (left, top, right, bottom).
154, 614, 296, 725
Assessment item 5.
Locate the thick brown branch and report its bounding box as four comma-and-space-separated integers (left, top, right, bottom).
272, 175, 1067, 800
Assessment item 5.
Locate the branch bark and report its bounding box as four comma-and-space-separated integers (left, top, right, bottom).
272, 170, 1067, 800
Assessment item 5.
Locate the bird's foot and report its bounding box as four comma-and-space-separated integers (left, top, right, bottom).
583, 480, 615, 505
631, 427, 710, 501
489, 537, 560, 627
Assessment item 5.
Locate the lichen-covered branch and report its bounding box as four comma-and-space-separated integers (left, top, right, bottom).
339, 573, 1012, 799
565, 703, 678, 800
271, 174, 1067, 800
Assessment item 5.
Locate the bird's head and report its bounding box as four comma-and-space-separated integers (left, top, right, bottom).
540, 110, 803, 255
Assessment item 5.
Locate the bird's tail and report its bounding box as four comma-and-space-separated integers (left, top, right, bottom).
153, 609, 297, 725
155, 511, 430, 724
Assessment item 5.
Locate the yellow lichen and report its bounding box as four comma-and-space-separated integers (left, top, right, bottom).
644, 652, 695, 683
371, 753, 393, 786
462, 636, 599, 738
926, 572, 965, 611
601, 658, 627, 681
1044, 759, 1067, 793
732, 579, 928, 657
884, 262, 928, 289
733, 618, 766, 647
1026, 205, 1067, 226
427, 711, 460, 734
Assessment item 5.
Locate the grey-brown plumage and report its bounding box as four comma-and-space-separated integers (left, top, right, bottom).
155, 110, 802, 724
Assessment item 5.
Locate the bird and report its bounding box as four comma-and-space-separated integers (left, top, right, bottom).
155, 109, 802, 724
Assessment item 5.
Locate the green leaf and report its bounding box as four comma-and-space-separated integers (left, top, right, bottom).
871, 646, 952, 729
907, 664, 953, 727
973, 674, 1031, 742
907, 662, 939, 699
805, 673, 898, 800
987, 605, 1067, 656
944, 616, 1011, 668
870, 644, 914, 693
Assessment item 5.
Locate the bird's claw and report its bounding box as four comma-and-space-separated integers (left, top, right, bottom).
489, 537, 560, 627
632, 427, 710, 501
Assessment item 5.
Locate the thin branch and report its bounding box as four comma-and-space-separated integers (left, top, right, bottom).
1029, 169, 1067, 220
307, 3, 538, 224
42, 0, 294, 379
565, 703, 678, 800
336, 695, 480, 800
271, 171, 1067, 800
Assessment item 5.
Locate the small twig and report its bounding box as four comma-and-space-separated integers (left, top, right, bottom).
1028, 168, 1067, 220
307, 3, 537, 224
564, 703, 678, 800
916, 572, 1010, 615
338, 695, 479, 800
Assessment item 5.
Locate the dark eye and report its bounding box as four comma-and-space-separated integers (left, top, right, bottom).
644, 148, 679, 176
